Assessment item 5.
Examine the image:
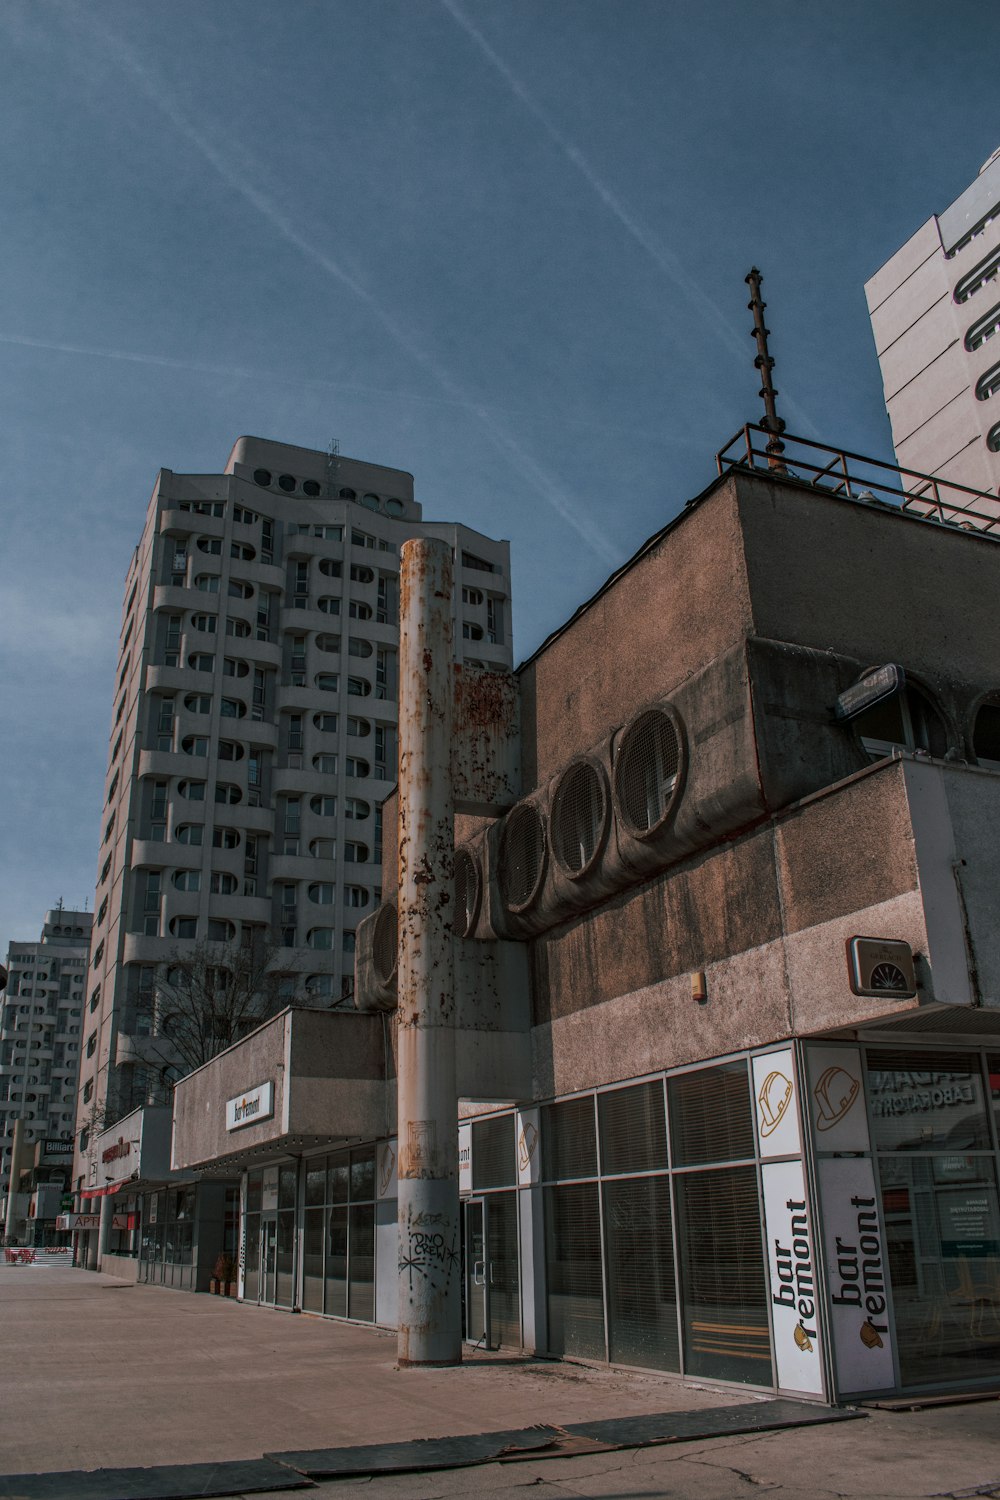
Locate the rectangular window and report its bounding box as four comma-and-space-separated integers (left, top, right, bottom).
542, 1096, 597, 1181
675, 1166, 771, 1384
543, 1183, 605, 1358
668, 1062, 755, 1166
603, 1176, 678, 1372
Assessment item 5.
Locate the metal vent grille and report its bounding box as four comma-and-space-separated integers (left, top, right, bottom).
498, 802, 547, 912
613, 708, 682, 836
551, 760, 607, 876
372, 902, 397, 986
453, 847, 481, 937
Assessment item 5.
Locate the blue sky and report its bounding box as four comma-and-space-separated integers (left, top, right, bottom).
0, 0, 995, 943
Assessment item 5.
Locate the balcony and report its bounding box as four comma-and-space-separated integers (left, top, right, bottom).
116, 1032, 181, 1069
145, 664, 197, 694
268, 852, 326, 883
137, 749, 185, 781
270, 766, 340, 798
152, 584, 194, 613
159, 507, 225, 539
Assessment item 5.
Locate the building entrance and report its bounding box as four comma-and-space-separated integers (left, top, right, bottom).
258, 1215, 278, 1306
463, 1192, 520, 1348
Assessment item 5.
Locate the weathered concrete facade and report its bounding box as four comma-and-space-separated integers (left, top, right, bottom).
171, 460, 1000, 1403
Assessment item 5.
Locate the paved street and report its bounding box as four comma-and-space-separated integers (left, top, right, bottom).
2, 1258, 1000, 1500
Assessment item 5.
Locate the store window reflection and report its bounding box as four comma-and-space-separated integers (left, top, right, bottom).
871, 1050, 1000, 1387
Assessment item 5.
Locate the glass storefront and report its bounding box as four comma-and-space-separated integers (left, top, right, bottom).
244, 1146, 378, 1320
139, 1185, 197, 1289
535, 1063, 773, 1386
869, 1048, 1000, 1389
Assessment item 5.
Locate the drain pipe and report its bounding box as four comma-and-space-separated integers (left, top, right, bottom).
396, 537, 461, 1367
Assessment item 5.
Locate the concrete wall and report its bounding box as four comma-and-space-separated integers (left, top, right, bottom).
528, 758, 930, 1098
171, 1008, 388, 1170
519, 482, 754, 787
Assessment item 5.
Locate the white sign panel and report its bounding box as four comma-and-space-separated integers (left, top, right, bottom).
761, 1159, 825, 1396
261, 1165, 279, 1213
57, 1213, 101, 1230
458, 1123, 472, 1194
817, 1157, 895, 1394
225, 1081, 274, 1132
516, 1108, 541, 1186
806, 1046, 868, 1152
752, 1049, 802, 1158
377, 1138, 398, 1200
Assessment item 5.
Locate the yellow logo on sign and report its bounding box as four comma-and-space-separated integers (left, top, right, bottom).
379, 1141, 396, 1196
758, 1070, 792, 1138
518, 1120, 538, 1171
813, 1066, 860, 1131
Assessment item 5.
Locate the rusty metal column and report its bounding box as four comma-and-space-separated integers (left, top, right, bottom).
396, 536, 461, 1367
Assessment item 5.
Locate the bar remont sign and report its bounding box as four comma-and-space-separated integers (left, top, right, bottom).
225, 1081, 274, 1132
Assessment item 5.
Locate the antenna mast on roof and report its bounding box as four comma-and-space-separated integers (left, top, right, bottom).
745, 267, 786, 472
325, 439, 341, 497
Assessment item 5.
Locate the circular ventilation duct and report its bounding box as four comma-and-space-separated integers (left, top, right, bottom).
372, 902, 398, 986
551, 759, 608, 877
613, 707, 683, 837
498, 802, 547, 912
454, 847, 482, 937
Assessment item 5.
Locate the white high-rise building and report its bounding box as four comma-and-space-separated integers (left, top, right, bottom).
1, 908, 92, 1212
865, 147, 1000, 522
75, 436, 511, 1177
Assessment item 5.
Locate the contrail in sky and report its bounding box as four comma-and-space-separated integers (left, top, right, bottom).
440, 0, 818, 438
62, 8, 621, 566
0, 332, 684, 450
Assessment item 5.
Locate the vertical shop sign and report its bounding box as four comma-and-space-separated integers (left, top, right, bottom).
760, 1159, 825, 1396
752, 1049, 802, 1157
806, 1045, 868, 1151
261, 1165, 279, 1213
753, 1051, 825, 1396
377, 1138, 399, 1201
458, 1123, 472, 1194
237, 1173, 247, 1300
516, 1107, 540, 1187
816, 1156, 895, 1393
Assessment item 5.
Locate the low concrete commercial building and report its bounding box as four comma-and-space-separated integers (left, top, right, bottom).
170, 449, 1000, 1402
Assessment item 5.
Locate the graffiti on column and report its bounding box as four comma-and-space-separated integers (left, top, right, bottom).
398, 1202, 459, 1291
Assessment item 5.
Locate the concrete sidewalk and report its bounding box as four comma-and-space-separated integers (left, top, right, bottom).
3, 1262, 1000, 1500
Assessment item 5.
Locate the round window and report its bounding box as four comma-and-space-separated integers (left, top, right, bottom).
278, 473, 296, 492
302, 479, 321, 497
551, 759, 608, 876
372, 902, 398, 986
613, 708, 683, 837
498, 802, 547, 912
252, 469, 271, 487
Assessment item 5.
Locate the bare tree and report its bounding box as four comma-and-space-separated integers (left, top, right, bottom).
134, 932, 302, 1087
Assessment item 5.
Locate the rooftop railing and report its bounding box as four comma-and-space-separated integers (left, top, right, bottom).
716, 423, 1000, 534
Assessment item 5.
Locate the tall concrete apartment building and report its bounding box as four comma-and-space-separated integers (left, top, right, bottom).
1, 909, 91, 1237
75, 436, 510, 1198
866, 146, 1000, 520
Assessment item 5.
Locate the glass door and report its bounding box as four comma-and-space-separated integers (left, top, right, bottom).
465, 1199, 488, 1344
260, 1215, 277, 1306
464, 1195, 521, 1348
486, 1191, 521, 1347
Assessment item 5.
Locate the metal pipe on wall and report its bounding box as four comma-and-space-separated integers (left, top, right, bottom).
396, 537, 461, 1367
3, 1117, 24, 1241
